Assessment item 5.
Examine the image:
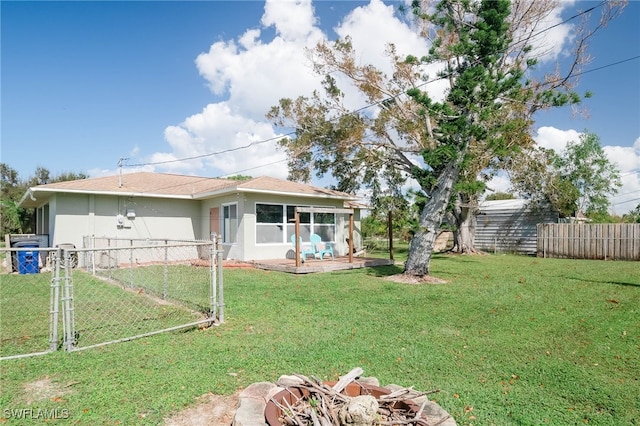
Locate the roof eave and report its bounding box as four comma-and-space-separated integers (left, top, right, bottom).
19, 187, 195, 206
194, 186, 356, 201
236, 187, 357, 201
19, 183, 358, 207
17, 188, 38, 208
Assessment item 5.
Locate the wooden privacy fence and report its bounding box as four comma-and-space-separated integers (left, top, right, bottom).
537, 223, 640, 261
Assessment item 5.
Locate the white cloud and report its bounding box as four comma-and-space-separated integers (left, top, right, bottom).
514, 0, 575, 65
155, 102, 288, 178
335, 0, 448, 105
485, 173, 512, 197
605, 137, 640, 214
533, 129, 640, 214
604, 139, 640, 175
195, 0, 324, 119
533, 126, 581, 153
150, 0, 440, 182
152, 0, 328, 179
498, 128, 640, 214
335, 0, 426, 71
261, 0, 318, 41
142, 0, 638, 215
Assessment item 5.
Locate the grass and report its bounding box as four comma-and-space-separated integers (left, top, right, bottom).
0, 254, 638, 425
102, 264, 213, 312
0, 273, 53, 356
0, 266, 209, 356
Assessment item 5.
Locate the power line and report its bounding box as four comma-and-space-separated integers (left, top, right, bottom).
612, 196, 640, 206
124, 134, 293, 167
611, 188, 640, 199
576, 55, 640, 77
126, 1, 622, 173
114, 158, 291, 195
214, 159, 288, 179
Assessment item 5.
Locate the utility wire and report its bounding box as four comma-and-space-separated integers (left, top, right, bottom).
612, 196, 640, 206
125, 134, 293, 167
125, 0, 624, 172
214, 158, 288, 179
611, 188, 640, 198
575, 55, 640, 76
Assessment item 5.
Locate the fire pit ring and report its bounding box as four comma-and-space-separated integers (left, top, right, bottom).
265, 381, 423, 425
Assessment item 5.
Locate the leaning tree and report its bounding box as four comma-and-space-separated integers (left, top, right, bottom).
268, 0, 626, 277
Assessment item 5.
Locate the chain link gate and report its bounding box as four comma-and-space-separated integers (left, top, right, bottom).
0, 247, 62, 360
1, 237, 224, 359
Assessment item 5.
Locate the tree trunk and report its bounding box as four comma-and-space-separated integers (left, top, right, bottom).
404, 162, 461, 277
452, 194, 478, 253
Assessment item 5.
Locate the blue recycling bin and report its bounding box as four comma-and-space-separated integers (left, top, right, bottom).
15, 241, 40, 274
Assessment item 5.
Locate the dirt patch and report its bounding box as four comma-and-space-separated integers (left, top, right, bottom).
164, 391, 240, 426
22, 377, 77, 404
384, 274, 448, 285
190, 260, 255, 269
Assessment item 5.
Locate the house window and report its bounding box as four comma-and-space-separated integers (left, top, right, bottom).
286, 205, 311, 242
222, 203, 238, 244
256, 203, 335, 244
313, 212, 335, 242
256, 203, 285, 243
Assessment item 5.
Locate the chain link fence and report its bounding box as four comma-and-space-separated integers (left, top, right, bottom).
1, 238, 224, 360
0, 246, 56, 359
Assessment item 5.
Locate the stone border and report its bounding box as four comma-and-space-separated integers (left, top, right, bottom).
232, 376, 456, 426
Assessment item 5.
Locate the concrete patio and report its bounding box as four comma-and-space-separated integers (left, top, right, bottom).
250, 256, 396, 274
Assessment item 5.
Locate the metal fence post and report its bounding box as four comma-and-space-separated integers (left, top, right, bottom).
129, 240, 134, 288
62, 249, 76, 351
91, 235, 96, 275
49, 249, 61, 351
216, 234, 224, 324
210, 233, 217, 320
163, 241, 169, 300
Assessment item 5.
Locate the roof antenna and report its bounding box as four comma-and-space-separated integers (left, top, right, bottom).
118, 158, 128, 188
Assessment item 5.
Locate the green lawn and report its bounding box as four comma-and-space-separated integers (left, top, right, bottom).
0, 273, 52, 356
0, 269, 205, 357
0, 254, 638, 425
101, 264, 213, 312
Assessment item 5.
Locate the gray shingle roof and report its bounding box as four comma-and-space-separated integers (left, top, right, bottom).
21, 172, 355, 206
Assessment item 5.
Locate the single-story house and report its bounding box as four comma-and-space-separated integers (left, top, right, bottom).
18, 172, 362, 261
475, 199, 559, 254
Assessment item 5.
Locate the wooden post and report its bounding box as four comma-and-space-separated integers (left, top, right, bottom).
295, 209, 301, 267
5, 234, 13, 272
294, 207, 357, 264
348, 212, 354, 263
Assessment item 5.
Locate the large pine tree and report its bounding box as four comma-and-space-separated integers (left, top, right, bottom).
269, 0, 625, 277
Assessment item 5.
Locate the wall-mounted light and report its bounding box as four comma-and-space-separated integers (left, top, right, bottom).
126, 209, 136, 219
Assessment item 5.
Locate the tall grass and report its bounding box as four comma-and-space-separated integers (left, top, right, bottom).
0, 254, 638, 425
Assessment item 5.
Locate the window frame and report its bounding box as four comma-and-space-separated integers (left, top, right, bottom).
221, 203, 238, 244
255, 202, 336, 245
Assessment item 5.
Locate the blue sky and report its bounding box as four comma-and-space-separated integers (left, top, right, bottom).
2, 0, 639, 213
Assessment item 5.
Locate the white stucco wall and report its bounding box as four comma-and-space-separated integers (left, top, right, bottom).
45, 190, 359, 262
199, 193, 245, 260
237, 194, 359, 261
50, 193, 201, 249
